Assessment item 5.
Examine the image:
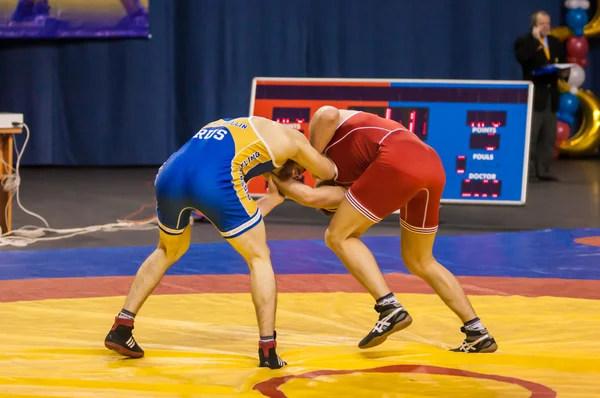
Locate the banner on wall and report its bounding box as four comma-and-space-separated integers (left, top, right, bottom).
0, 0, 149, 38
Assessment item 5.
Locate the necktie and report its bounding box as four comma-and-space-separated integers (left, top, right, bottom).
539, 38, 550, 60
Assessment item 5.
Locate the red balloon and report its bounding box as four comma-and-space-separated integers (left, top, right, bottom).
556, 120, 571, 147
566, 36, 589, 59
567, 56, 588, 68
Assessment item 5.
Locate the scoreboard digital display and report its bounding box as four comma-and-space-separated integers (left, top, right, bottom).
249, 78, 533, 205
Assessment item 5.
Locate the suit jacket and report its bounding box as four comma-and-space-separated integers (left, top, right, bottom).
514, 33, 566, 113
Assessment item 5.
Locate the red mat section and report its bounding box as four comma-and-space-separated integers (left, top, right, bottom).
2, 273, 598, 302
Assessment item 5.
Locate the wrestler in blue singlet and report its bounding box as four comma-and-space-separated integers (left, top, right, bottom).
154, 117, 280, 239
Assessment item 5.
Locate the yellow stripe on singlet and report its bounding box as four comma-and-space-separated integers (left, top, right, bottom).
204, 117, 277, 216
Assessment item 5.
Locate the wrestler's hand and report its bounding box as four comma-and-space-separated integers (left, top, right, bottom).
270, 174, 300, 198
266, 174, 285, 205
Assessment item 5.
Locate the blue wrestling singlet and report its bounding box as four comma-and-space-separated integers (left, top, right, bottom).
154, 117, 280, 239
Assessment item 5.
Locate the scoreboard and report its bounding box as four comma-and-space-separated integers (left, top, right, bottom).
249, 78, 534, 205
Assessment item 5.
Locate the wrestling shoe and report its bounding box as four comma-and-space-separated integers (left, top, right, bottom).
358, 303, 413, 349
451, 327, 498, 353
258, 331, 287, 369
104, 317, 145, 358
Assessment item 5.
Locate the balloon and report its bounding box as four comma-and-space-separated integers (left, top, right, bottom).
564, 0, 590, 9
560, 92, 580, 114
566, 9, 589, 35
556, 120, 571, 144
557, 111, 575, 126
575, 0, 591, 10
564, 0, 588, 8
566, 36, 589, 58
553, 2, 600, 157
567, 64, 586, 87
555, 121, 570, 158
567, 56, 589, 68
557, 79, 600, 156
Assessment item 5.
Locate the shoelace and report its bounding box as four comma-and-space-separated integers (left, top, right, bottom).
372, 308, 404, 333
457, 333, 490, 352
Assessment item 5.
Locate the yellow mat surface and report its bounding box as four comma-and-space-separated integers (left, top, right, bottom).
1, 293, 599, 397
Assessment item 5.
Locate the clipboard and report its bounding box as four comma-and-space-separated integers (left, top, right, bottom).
532, 63, 575, 76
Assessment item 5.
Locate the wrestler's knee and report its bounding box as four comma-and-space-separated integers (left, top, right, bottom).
246, 244, 271, 271
401, 245, 436, 277
158, 226, 191, 263
228, 227, 272, 271
324, 227, 345, 251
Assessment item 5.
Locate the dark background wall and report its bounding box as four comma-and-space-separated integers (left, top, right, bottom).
1, 0, 595, 166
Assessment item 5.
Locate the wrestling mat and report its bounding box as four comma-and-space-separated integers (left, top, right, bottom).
1, 229, 599, 397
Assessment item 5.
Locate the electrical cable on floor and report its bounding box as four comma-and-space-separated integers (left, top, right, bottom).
0, 123, 158, 248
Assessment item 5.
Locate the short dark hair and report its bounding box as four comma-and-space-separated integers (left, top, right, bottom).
276, 159, 304, 181
531, 10, 549, 27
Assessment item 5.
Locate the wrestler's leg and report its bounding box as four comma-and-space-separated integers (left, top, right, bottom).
122, 226, 191, 314
105, 155, 195, 358
400, 175, 498, 353
223, 218, 286, 369
325, 200, 392, 299
226, 220, 276, 338
325, 168, 414, 349
400, 227, 477, 322
401, 218, 498, 353
399, 189, 476, 323
105, 225, 191, 358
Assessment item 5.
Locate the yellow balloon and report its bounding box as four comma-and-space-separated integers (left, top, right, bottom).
558, 80, 600, 155
549, 6, 600, 156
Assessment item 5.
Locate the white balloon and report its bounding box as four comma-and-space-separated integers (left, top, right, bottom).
564, 0, 579, 8
578, 0, 591, 10
568, 64, 586, 88
570, 86, 580, 95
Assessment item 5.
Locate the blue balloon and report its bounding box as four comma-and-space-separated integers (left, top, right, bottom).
575, 27, 585, 37
559, 92, 580, 115
557, 112, 575, 126
566, 9, 589, 34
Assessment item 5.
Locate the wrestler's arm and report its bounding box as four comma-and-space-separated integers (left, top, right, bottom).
272, 175, 346, 209
309, 106, 340, 153
289, 132, 338, 181
255, 174, 285, 216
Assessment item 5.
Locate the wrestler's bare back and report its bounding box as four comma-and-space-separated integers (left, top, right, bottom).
250, 116, 303, 165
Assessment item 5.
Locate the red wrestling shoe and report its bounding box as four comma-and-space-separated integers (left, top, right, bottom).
258, 331, 287, 369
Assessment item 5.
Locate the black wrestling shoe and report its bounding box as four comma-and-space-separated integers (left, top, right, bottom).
451, 327, 498, 353
104, 317, 145, 358
358, 304, 413, 349
258, 331, 287, 369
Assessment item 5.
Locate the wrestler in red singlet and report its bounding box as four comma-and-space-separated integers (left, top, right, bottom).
272, 107, 498, 354
324, 111, 445, 232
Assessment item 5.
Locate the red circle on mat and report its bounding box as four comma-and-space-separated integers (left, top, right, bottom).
253, 365, 557, 398
574, 236, 600, 247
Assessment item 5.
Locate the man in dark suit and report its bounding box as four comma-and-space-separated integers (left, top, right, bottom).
514, 11, 567, 181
